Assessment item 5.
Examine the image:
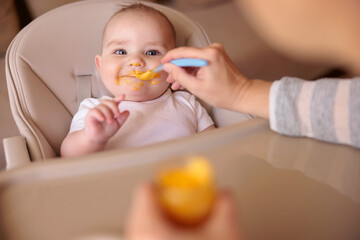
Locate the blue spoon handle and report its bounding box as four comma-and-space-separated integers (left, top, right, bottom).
154, 58, 208, 72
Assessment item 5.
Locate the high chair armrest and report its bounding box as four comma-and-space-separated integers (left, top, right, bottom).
3, 136, 31, 170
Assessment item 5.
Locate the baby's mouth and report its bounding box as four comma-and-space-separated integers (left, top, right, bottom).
119, 70, 160, 81
116, 70, 162, 90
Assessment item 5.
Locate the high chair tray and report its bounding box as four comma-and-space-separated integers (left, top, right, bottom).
0, 119, 359, 240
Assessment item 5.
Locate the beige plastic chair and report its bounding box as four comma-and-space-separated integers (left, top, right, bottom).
4, 0, 252, 168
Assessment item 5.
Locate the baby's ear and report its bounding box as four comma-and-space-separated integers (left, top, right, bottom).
95, 55, 102, 71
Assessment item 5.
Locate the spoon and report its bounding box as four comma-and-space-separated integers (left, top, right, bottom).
135, 58, 208, 80
153, 58, 208, 73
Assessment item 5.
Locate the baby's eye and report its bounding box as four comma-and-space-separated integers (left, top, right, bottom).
115, 49, 127, 55
146, 50, 160, 56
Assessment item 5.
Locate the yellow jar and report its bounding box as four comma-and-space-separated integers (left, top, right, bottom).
156, 156, 216, 225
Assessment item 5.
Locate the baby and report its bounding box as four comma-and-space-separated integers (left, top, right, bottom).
60, 3, 214, 157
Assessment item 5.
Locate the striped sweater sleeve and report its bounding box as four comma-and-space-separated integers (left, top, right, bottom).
269, 76, 360, 149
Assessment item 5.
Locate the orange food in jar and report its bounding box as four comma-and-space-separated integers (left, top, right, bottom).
156, 156, 215, 225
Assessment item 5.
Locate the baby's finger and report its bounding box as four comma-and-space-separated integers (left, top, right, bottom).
87, 108, 106, 123
100, 99, 122, 118
96, 104, 117, 124
113, 94, 125, 104
116, 110, 130, 126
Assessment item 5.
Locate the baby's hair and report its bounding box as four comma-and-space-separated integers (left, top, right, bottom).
103, 3, 176, 42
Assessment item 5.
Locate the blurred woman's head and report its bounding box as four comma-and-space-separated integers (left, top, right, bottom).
238, 0, 360, 73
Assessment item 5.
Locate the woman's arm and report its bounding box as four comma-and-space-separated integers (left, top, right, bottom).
162, 44, 360, 149
270, 77, 360, 149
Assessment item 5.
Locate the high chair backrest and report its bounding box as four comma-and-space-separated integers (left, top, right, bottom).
5, 0, 212, 161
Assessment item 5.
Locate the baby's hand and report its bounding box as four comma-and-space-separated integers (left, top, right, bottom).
84, 95, 129, 144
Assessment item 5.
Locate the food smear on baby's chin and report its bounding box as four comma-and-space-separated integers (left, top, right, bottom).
116, 70, 161, 90
131, 82, 144, 91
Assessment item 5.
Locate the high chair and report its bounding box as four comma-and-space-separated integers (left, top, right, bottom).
4, 0, 252, 168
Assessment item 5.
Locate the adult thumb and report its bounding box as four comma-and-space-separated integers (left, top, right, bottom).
207, 191, 243, 240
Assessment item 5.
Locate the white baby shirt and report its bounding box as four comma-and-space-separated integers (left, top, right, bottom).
69, 89, 214, 150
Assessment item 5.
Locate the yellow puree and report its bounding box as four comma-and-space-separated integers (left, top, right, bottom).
156, 156, 215, 225
117, 70, 161, 90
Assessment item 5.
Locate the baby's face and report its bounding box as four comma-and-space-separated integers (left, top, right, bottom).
96, 11, 175, 101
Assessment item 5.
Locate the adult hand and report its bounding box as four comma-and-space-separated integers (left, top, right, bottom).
162, 43, 271, 118
162, 43, 247, 110
85, 95, 129, 144
125, 183, 242, 240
